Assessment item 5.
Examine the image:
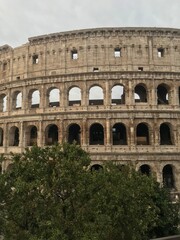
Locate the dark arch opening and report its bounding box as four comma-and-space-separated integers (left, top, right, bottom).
134, 84, 147, 103
160, 123, 172, 145
136, 123, 149, 145
29, 126, 38, 146
163, 165, 174, 188
46, 124, 58, 145
90, 123, 104, 145
139, 164, 151, 176
68, 124, 81, 145
0, 128, 3, 146
157, 84, 169, 104
9, 127, 19, 146
112, 123, 127, 145
91, 164, 103, 171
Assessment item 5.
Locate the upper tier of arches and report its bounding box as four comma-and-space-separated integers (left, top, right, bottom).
1, 81, 180, 113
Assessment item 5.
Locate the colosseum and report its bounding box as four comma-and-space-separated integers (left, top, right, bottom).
0, 27, 180, 194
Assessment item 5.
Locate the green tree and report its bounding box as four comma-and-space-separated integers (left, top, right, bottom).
0, 143, 179, 240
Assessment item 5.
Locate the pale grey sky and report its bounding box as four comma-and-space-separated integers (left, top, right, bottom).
0, 0, 179, 47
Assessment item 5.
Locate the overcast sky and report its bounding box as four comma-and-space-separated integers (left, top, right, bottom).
0, 0, 180, 48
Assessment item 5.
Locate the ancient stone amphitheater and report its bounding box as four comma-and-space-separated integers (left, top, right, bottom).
0, 27, 180, 194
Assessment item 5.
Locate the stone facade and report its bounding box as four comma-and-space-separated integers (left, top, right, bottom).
0, 27, 180, 194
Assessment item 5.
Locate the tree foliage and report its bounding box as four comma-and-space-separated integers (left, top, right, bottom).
0, 143, 179, 240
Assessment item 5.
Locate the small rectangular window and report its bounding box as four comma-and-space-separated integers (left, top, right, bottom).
114, 48, 121, 57
71, 50, 78, 60
138, 67, 143, 71
32, 55, 39, 64
93, 67, 99, 72
157, 48, 164, 58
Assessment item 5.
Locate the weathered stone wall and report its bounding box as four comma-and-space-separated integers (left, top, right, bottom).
0, 27, 180, 195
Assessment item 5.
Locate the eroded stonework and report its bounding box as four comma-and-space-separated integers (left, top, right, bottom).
0, 27, 180, 195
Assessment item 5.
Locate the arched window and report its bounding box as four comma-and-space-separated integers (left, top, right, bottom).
112, 123, 127, 145
91, 164, 103, 171
134, 84, 147, 103
29, 90, 40, 108
90, 123, 104, 145
68, 87, 81, 106
48, 88, 60, 107
157, 84, 169, 104
163, 165, 174, 188
160, 123, 172, 145
9, 126, 19, 146
0, 128, 3, 146
111, 85, 125, 105
45, 124, 58, 145
136, 123, 149, 145
89, 86, 104, 105
0, 94, 7, 112
68, 124, 81, 144
139, 164, 151, 176
12, 91, 22, 110
27, 126, 38, 146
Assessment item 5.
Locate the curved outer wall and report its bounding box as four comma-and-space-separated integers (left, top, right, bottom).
0, 27, 180, 194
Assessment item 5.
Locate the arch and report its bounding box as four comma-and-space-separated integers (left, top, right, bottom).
0, 128, 3, 146
12, 91, 22, 109
139, 164, 151, 176
136, 123, 149, 145
68, 86, 81, 106
160, 123, 172, 145
26, 125, 38, 146
45, 124, 58, 145
68, 123, 81, 144
89, 85, 104, 105
163, 164, 175, 188
9, 126, 19, 146
90, 123, 104, 145
112, 123, 127, 145
111, 85, 125, 105
134, 84, 147, 103
6, 163, 14, 172
157, 84, 169, 104
0, 94, 7, 112
48, 87, 60, 107
91, 164, 103, 171
29, 89, 40, 108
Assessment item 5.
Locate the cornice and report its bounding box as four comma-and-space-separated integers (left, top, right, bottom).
28, 27, 180, 45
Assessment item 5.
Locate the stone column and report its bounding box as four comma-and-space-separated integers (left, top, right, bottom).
38, 120, 43, 147
129, 118, 135, 147
3, 122, 8, 153
173, 85, 178, 107
154, 119, 159, 147
106, 118, 111, 145
7, 89, 11, 114
81, 82, 87, 107
40, 85, 45, 109
58, 119, 63, 144
105, 80, 110, 106
82, 118, 87, 146
19, 121, 24, 150
128, 81, 133, 106
22, 86, 27, 110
